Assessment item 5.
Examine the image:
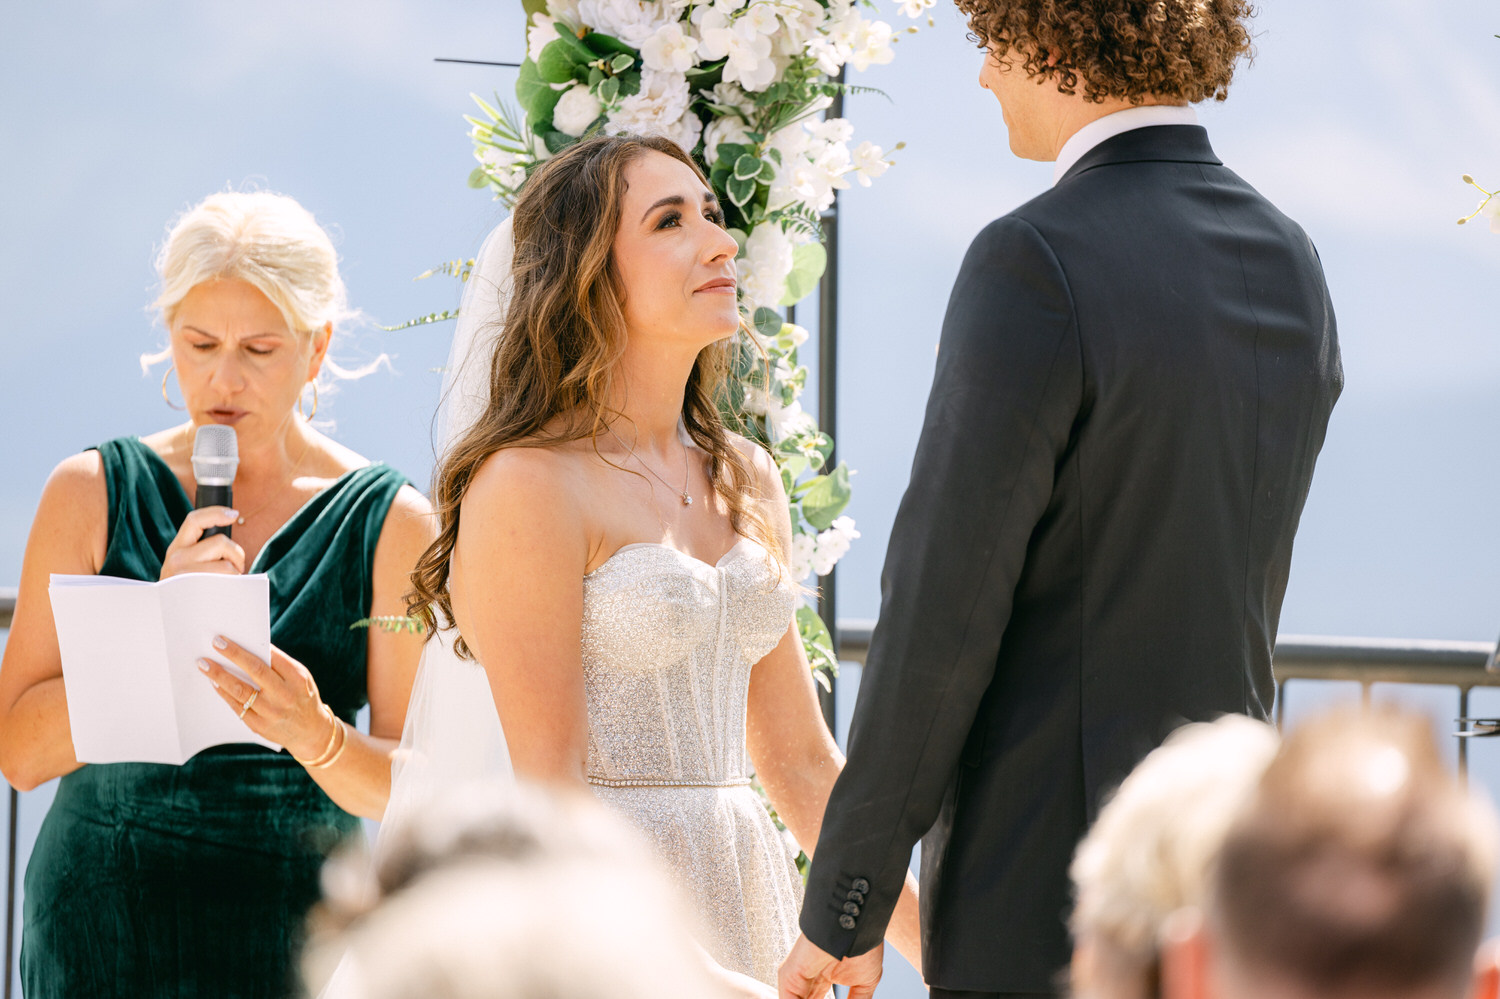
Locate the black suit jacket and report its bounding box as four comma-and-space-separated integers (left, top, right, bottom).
800, 126, 1342, 993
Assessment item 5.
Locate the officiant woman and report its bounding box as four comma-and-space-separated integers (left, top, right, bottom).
0, 191, 433, 998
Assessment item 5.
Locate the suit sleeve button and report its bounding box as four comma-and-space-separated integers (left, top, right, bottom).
839, 914, 857, 930
843, 902, 861, 916
846, 889, 865, 905
851, 878, 870, 893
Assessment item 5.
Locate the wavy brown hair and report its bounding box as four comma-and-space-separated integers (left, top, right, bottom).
960, 0, 1256, 104
408, 133, 778, 657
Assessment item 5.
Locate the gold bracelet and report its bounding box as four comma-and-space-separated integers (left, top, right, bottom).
308, 718, 348, 770
294, 705, 339, 766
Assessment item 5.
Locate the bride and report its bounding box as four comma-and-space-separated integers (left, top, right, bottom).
392, 133, 920, 995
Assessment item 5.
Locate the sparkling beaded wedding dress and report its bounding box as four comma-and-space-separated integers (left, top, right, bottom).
320, 219, 805, 995
581, 536, 804, 984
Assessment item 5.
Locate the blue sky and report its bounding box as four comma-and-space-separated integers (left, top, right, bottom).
3, 1, 1500, 992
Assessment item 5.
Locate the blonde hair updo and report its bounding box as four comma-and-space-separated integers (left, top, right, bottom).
153, 190, 349, 335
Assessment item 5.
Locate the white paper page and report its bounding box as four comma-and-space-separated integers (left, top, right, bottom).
49, 575, 183, 764
159, 573, 279, 759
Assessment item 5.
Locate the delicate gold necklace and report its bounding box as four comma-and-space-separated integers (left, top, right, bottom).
606, 423, 693, 506
236, 432, 314, 525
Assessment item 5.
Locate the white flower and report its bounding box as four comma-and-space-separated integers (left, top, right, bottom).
546, 0, 582, 25
703, 116, 754, 163
776, 0, 827, 43
850, 140, 889, 187
740, 0, 781, 36
806, 116, 853, 147
767, 122, 811, 163
640, 21, 700, 73
897, 0, 934, 17
528, 14, 560, 63
810, 516, 860, 576
478, 144, 528, 189
698, 9, 777, 91
553, 83, 603, 137
847, 17, 895, 71
739, 223, 795, 310
604, 69, 692, 139
790, 533, 817, 581
1483, 197, 1500, 234
577, 0, 671, 47
806, 36, 845, 75
709, 81, 753, 114
784, 323, 810, 348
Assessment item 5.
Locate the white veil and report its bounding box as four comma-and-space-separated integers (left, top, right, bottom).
315, 219, 518, 998
381, 216, 518, 852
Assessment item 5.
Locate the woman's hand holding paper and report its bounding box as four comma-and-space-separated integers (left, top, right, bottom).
198, 636, 332, 759
160, 507, 245, 578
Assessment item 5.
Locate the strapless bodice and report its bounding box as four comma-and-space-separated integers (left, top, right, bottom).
580, 535, 804, 985
581, 536, 797, 785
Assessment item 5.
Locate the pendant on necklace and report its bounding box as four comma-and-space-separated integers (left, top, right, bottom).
237, 517, 246, 525
682, 493, 693, 506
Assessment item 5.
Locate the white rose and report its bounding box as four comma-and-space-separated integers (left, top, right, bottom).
709, 81, 753, 113
703, 115, 753, 163
553, 83, 603, 137
668, 110, 704, 152
577, 0, 670, 46
641, 21, 700, 73
850, 140, 889, 187
604, 69, 692, 139
528, 14, 559, 63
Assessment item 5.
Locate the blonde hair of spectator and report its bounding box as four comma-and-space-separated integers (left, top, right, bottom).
1070, 715, 1280, 999
304, 783, 729, 999
142, 190, 386, 393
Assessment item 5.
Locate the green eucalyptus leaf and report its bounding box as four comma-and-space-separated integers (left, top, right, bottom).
779, 242, 828, 306
538, 39, 582, 83
542, 128, 578, 154
468, 166, 490, 189
799, 463, 851, 530
599, 75, 621, 103
588, 65, 605, 87
753, 306, 783, 338
733, 153, 763, 181
552, 21, 597, 61
767, 147, 783, 166
610, 52, 635, 73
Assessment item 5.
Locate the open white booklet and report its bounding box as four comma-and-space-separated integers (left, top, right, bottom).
49, 572, 280, 765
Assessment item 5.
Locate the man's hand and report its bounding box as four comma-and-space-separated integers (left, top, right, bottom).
778, 934, 884, 999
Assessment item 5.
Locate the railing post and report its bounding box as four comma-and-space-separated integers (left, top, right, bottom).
1459, 686, 1471, 784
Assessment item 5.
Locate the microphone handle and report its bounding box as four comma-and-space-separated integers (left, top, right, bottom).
195, 483, 234, 539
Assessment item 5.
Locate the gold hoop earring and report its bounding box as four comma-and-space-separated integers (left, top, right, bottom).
299, 381, 319, 421
161, 365, 186, 411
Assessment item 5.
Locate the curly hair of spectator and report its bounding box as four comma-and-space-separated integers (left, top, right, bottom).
957, 0, 1257, 104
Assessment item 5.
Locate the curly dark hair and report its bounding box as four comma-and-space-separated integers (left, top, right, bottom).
958, 0, 1257, 104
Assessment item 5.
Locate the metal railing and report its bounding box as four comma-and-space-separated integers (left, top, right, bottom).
2, 597, 1498, 995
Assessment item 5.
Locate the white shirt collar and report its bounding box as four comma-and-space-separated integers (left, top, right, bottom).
1052, 105, 1199, 185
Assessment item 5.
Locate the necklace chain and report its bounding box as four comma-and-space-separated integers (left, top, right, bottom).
184, 425, 313, 525
605, 424, 693, 506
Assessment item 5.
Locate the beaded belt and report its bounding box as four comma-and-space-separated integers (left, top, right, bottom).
586, 774, 752, 789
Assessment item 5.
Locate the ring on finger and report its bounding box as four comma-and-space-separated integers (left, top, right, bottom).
239, 689, 259, 719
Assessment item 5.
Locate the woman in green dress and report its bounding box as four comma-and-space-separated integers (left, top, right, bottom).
0, 191, 433, 998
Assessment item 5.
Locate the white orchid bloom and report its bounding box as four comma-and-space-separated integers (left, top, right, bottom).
847, 17, 896, 71
897, 0, 934, 17
850, 140, 890, 186
740, 0, 782, 36
641, 21, 700, 73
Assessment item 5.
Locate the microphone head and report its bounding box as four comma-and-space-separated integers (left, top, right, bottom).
191, 424, 239, 487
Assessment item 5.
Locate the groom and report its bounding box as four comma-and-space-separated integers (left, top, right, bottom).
779, 1, 1342, 997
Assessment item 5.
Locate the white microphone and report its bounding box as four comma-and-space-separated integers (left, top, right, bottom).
191, 425, 239, 539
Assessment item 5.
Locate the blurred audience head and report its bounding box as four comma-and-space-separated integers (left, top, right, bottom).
305, 782, 725, 999
1162, 706, 1500, 999
1070, 715, 1280, 999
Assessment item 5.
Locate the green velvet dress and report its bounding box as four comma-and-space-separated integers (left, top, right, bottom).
21, 436, 409, 999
